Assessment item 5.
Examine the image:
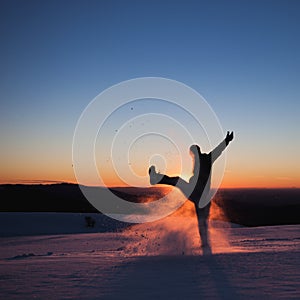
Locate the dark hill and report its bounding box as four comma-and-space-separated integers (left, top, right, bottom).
0, 184, 299, 227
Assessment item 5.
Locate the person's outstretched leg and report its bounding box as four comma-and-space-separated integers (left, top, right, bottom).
149, 165, 188, 187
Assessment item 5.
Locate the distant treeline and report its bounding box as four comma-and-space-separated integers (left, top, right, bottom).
214, 188, 300, 227
0, 183, 98, 213
0, 183, 299, 227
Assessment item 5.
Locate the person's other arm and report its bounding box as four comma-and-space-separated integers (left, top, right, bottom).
210, 131, 234, 163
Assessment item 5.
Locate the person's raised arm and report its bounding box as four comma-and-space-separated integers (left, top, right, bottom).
211, 131, 234, 163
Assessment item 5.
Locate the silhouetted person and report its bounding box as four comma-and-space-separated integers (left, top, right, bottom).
149, 131, 234, 251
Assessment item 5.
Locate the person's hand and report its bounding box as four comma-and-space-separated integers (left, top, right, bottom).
225, 131, 234, 144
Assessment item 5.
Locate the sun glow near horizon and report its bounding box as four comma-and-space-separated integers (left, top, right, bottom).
1, 156, 299, 189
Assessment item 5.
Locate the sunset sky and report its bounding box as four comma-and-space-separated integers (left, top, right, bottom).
1, 0, 299, 188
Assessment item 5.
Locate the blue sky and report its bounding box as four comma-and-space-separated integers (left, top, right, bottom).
0, 0, 299, 187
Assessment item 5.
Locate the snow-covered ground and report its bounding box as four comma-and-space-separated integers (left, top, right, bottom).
0, 211, 299, 299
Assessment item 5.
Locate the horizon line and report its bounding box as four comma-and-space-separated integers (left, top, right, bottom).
0, 180, 299, 189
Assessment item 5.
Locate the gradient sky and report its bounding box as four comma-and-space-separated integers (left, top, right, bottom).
0, 0, 299, 188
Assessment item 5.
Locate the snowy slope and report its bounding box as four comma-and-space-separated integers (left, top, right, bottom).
0, 212, 299, 299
